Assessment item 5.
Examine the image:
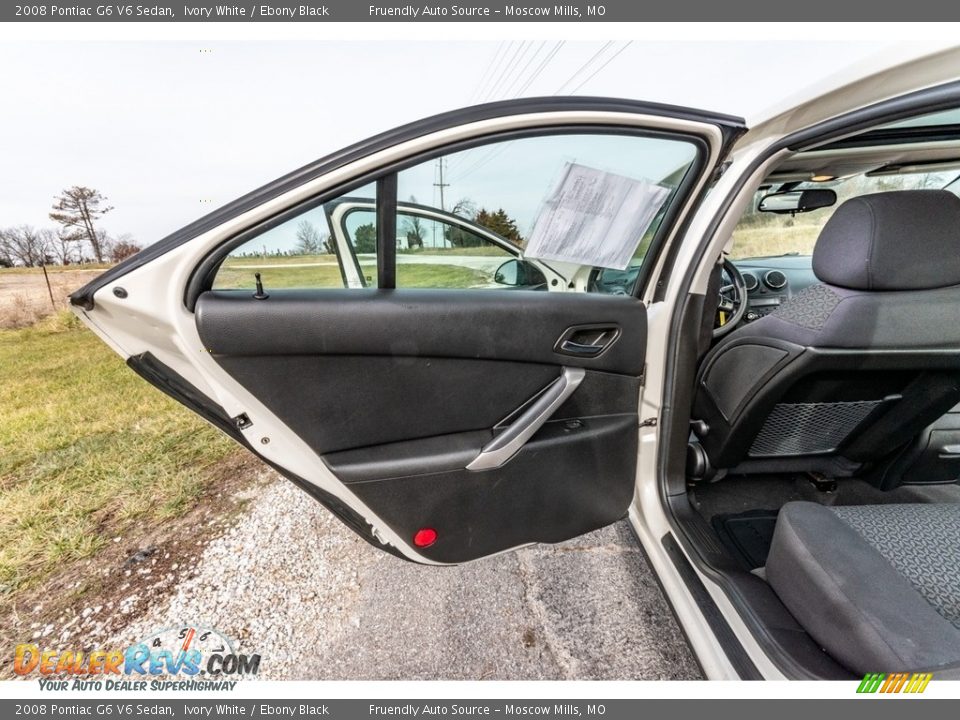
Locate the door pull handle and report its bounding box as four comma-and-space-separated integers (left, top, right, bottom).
466, 367, 585, 471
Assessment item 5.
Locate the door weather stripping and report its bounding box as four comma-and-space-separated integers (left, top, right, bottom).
466, 367, 585, 471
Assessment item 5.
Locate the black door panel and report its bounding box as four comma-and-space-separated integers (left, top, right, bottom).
196, 289, 647, 375
195, 288, 645, 562
212, 354, 558, 453
341, 414, 638, 564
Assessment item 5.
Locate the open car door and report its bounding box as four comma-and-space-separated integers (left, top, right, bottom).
72, 98, 744, 564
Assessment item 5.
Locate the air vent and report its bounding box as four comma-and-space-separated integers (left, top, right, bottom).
764, 270, 787, 290
742, 272, 759, 292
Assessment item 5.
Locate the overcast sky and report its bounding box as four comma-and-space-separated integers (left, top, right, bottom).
0, 40, 893, 245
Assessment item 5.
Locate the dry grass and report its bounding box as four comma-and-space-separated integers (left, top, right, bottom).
0, 263, 112, 275
730, 222, 824, 259
0, 293, 42, 329
0, 267, 105, 329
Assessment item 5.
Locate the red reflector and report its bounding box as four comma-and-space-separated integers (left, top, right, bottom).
413, 528, 437, 548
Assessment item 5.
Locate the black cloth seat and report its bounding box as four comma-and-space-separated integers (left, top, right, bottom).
766, 501, 960, 675
693, 190, 960, 478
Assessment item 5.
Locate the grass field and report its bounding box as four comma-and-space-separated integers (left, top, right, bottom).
397, 245, 510, 256
215, 258, 490, 289
730, 222, 823, 259
221, 253, 339, 267
0, 313, 237, 598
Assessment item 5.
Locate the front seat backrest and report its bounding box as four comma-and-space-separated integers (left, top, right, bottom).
693, 190, 960, 479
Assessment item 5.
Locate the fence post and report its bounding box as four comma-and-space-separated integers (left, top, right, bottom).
40, 263, 56, 310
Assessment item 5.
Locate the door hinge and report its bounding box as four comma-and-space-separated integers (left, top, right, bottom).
640, 417, 658, 428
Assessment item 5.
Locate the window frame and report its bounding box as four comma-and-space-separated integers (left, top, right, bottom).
186, 125, 709, 308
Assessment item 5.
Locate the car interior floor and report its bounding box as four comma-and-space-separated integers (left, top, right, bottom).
690, 475, 960, 571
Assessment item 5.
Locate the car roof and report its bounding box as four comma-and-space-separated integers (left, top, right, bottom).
739, 44, 960, 149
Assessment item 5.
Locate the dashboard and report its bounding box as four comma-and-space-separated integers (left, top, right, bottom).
586, 255, 817, 329
588, 264, 641, 295
730, 255, 817, 324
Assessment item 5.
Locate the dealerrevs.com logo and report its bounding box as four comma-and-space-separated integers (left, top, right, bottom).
14, 625, 260, 691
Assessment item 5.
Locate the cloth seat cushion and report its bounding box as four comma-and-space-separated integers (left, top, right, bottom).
765, 501, 960, 674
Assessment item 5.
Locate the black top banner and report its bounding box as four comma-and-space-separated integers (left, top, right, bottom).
3, 0, 959, 22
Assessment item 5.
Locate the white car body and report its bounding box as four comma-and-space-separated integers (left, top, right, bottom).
72, 44, 960, 679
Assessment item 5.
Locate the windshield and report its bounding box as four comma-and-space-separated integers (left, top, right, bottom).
730, 170, 960, 259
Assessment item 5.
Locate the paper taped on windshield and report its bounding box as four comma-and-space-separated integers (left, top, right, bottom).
524, 162, 670, 270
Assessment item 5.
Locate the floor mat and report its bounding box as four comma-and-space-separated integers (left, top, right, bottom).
698, 478, 960, 570
711, 509, 780, 570
692, 475, 960, 526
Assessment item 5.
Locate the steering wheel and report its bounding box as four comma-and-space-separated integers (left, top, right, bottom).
713, 258, 748, 339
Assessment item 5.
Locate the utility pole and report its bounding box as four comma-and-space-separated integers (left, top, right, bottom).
433, 158, 450, 211
433, 158, 451, 247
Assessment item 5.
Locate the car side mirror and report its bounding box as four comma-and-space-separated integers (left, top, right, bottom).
494, 259, 546, 287
758, 188, 837, 215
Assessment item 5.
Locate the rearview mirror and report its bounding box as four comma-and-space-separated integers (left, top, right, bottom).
494, 259, 547, 287
758, 188, 837, 214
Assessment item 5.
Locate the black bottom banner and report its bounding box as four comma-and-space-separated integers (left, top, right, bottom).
3, 699, 957, 720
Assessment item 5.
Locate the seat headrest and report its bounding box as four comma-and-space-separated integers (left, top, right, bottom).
812, 190, 960, 291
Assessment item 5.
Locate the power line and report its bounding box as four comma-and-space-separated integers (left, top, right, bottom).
469, 41, 507, 105
513, 40, 565, 97
553, 41, 614, 95
499, 41, 545, 99
449, 41, 517, 174
449, 41, 567, 182
568, 41, 634, 94
452, 40, 594, 183
453, 42, 542, 179
451, 41, 627, 184
479, 40, 528, 103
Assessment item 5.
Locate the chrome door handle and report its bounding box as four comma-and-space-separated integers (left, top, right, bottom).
554, 325, 621, 359
938, 444, 960, 459
466, 367, 585, 471
559, 339, 606, 356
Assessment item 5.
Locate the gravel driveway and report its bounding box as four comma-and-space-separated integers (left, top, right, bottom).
112, 472, 701, 680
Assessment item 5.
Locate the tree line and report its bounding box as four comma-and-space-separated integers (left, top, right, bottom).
0, 186, 140, 268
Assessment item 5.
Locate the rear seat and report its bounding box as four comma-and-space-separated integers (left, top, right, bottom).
765, 501, 960, 676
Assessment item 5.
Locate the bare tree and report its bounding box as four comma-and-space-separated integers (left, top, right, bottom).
0, 229, 14, 267
0, 225, 53, 267
48, 228, 79, 265
401, 196, 426, 249
401, 216, 426, 249
96, 228, 116, 262
450, 197, 476, 218
49, 186, 114, 263
294, 219, 324, 255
